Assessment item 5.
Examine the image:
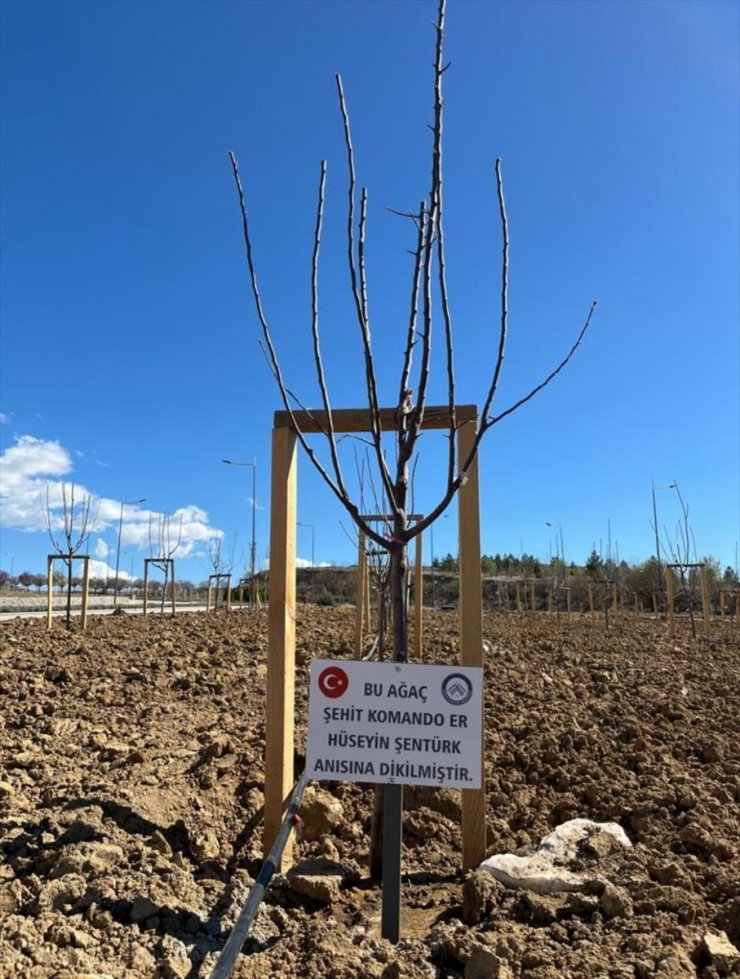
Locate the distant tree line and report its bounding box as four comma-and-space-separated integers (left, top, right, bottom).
1, 554, 737, 610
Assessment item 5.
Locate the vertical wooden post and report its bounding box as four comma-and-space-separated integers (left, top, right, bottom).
530, 580, 535, 612
515, 581, 521, 613
652, 592, 658, 617
612, 583, 618, 613
457, 418, 486, 871
700, 564, 710, 637
588, 583, 594, 614
634, 592, 639, 616
226, 575, 232, 612
666, 568, 675, 634
566, 587, 571, 616
143, 561, 149, 616
264, 425, 297, 864
170, 560, 176, 616
414, 531, 423, 661
365, 553, 371, 637
47, 556, 53, 630
207, 579, 213, 612
548, 587, 553, 614
719, 588, 725, 623
80, 556, 90, 631
355, 530, 366, 658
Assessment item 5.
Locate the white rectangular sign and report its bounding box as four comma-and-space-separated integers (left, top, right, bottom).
306, 659, 483, 789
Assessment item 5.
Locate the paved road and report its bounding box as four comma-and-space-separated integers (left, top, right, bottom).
0, 603, 260, 622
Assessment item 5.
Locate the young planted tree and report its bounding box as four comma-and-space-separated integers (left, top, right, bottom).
148, 512, 183, 616
661, 481, 699, 638
45, 483, 96, 629
208, 534, 236, 609
230, 0, 596, 892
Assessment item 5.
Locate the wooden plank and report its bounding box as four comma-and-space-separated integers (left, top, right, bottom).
264, 424, 297, 864
80, 556, 89, 631
666, 569, 674, 634
170, 560, 176, 616
700, 565, 710, 636
457, 416, 486, 870
143, 561, 149, 616
414, 531, 423, 661
47, 556, 53, 630
274, 404, 477, 434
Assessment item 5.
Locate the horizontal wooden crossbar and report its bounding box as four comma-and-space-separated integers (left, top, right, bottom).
274, 405, 477, 433
360, 514, 423, 522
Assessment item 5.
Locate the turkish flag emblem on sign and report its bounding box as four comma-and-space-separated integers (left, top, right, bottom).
318, 665, 349, 698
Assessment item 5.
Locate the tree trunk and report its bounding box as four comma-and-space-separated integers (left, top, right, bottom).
369, 540, 408, 880
65, 557, 73, 630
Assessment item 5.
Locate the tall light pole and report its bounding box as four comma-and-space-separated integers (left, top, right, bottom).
223, 458, 257, 606
298, 522, 315, 603
114, 498, 146, 607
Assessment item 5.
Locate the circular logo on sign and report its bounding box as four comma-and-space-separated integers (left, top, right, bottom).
441, 672, 473, 706
318, 666, 349, 698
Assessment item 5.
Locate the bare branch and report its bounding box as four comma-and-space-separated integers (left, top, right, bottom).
428, 0, 457, 495
408, 1, 448, 454
335, 74, 398, 516
397, 201, 426, 457
486, 301, 597, 428
479, 158, 509, 425
309, 159, 349, 496
229, 149, 394, 551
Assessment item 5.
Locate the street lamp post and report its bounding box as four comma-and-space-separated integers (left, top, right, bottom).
298, 522, 315, 603
223, 459, 257, 606
114, 498, 146, 607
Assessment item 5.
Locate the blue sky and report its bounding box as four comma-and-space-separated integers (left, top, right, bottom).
1, 0, 738, 583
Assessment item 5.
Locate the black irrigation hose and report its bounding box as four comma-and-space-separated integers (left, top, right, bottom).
210, 771, 310, 979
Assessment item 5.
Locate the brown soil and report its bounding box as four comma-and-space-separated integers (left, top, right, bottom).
1, 608, 738, 978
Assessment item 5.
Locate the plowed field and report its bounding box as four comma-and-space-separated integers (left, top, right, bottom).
1, 608, 738, 978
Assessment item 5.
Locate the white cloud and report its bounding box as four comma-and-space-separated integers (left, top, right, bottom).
0, 436, 74, 529
93, 538, 115, 559
0, 413, 10, 424
0, 434, 224, 559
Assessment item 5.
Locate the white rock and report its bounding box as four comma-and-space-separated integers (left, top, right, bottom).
701, 931, 740, 976
479, 818, 632, 895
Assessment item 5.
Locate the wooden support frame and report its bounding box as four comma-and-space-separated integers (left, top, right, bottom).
143, 558, 176, 617
265, 405, 485, 872
207, 573, 232, 612
47, 555, 90, 630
